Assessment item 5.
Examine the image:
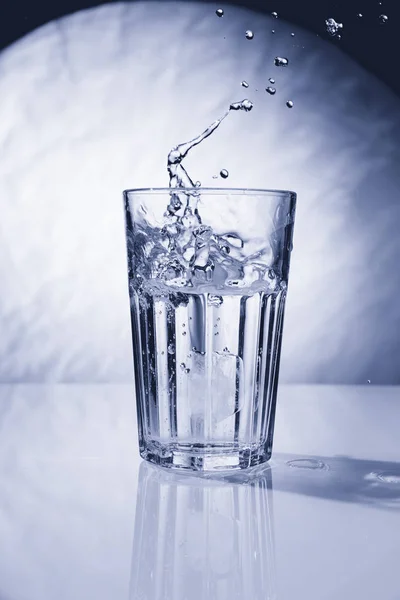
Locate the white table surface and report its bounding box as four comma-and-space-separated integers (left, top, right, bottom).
0, 384, 399, 600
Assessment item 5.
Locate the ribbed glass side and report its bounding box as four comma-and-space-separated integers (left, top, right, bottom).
130, 288, 286, 471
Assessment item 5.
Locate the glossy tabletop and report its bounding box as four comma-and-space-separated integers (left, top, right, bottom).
0, 384, 399, 600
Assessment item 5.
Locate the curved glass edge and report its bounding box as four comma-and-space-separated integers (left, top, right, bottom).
123, 187, 297, 198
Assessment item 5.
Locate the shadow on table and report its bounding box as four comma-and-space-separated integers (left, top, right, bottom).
269, 452, 400, 510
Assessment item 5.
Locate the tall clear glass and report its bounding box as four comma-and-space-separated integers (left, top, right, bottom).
124, 188, 296, 471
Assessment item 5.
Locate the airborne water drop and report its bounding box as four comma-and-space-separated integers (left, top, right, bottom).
274, 56, 289, 67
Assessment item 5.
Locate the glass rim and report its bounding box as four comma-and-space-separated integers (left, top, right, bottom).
124, 187, 296, 197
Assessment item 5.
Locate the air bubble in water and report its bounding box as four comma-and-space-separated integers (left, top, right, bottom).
223, 347, 230, 352
220, 169, 229, 178
274, 56, 288, 67
182, 331, 187, 336
367, 379, 371, 384
266, 87, 276, 95
379, 14, 388, 24
325, 17, 343, 37
271, 30, 275, 34
286, 100, 294, 108
241, 80, 249, 88
291, 32, 295, 36
357, 13, 363, 18
245, 30, 254, 40
180, 362, 186, 370
269, 77, 275, 84
208, 295, 223, 307
168, 344, 174, 355
216, 8, 224, 17
271, 11, 278, 18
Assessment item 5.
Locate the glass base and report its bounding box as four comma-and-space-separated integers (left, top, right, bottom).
140, 440, 272, 472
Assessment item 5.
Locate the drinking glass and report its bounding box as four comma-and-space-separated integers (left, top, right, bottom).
124, 188, 296, 471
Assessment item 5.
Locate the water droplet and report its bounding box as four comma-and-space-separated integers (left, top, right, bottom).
357, 13, 363, 18
212, 175, 218, 179
274, 56, 289, 67
271, 11, 278, 18
377, 472, 400, 484
182, 323, 186, 327
208, 295, 223, 307
245, 30, 254, 40
271, 29, 275, 34
215, 331, 219, 336
287, 241, 294, 251
184, 368, 190, 374
269, 77, 275, 84
336, 34, 342, 40
220, 169, 229, 178
182, 331, 187, 336
325, 17, 343, 37
379, 14, 388, 24
223, 347, 230, 352
287, 459, 329, 470
366, 470, 400, 485
161, 351, 165, 355
180, 362, 186, 370
241, 80, 249, 88
266, 86, 276, 95
367, 379, 371, 384
291, 32, 295, 36
230, 99, 253, 111
286, 100, 294, 108
216, 8, 224, 17
168, 344, 174, 355
195, 180, 201, 187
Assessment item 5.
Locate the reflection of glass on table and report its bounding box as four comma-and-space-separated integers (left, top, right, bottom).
129, 461, 276, 600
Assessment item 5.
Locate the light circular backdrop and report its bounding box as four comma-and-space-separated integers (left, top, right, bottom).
0, 1, 399, 383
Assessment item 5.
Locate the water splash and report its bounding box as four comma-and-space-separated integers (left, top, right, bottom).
167, 99, 252, 192
325, 17, 343, 37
